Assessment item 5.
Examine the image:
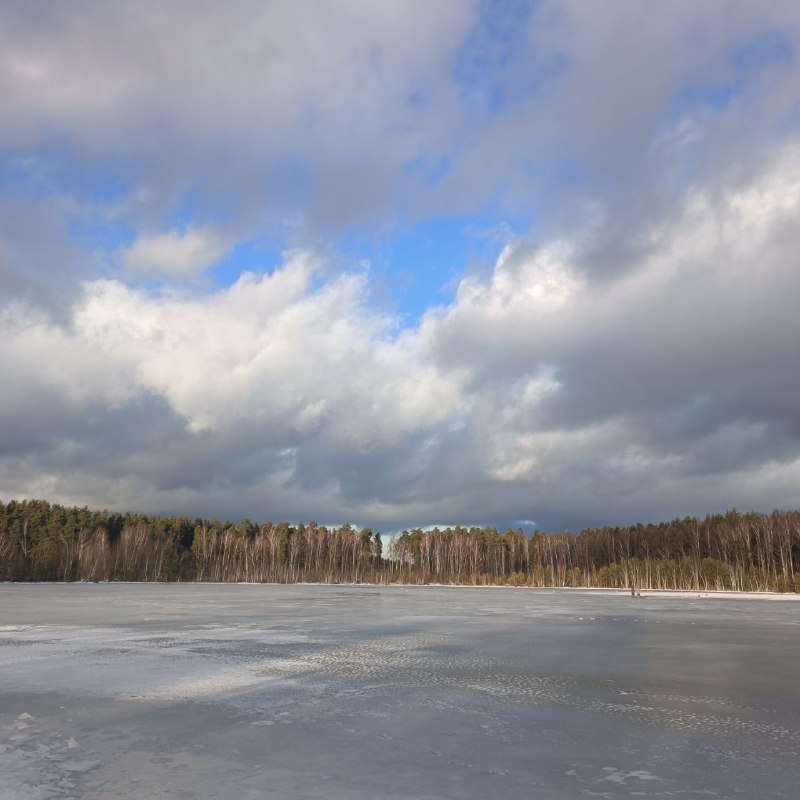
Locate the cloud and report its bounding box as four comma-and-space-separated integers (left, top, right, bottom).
0, 0, 473, 233
3, 1, 795, 244
0, 193, 86, 317
0, 248, 466, 523
2, 3, 800, 530
120, 227, 228, 277
2, 143, 800, 529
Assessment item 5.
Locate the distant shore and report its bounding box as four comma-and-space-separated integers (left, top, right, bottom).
3, 580, 800, 601
4, 501, 799, 593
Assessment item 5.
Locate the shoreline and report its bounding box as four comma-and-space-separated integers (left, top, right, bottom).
2, 580, 799, 600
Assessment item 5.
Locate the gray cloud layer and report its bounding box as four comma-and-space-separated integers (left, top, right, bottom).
1, 2, 800, 530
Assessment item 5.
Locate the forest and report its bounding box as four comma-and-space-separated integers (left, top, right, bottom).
1, 499, 799, 592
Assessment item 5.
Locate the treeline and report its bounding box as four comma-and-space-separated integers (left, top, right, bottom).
0, 500, 382, 583
388, 511, 800, 592
1, 499, 799, 591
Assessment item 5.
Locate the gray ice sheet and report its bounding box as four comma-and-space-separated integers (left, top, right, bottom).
1, 584, 798, 799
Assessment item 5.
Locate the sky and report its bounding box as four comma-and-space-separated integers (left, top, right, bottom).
2, 1, 800, 533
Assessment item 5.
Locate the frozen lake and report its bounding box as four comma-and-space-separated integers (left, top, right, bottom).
1, 584, 799, 799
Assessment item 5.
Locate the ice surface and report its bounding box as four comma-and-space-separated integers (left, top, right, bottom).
1, 584, 799, 799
